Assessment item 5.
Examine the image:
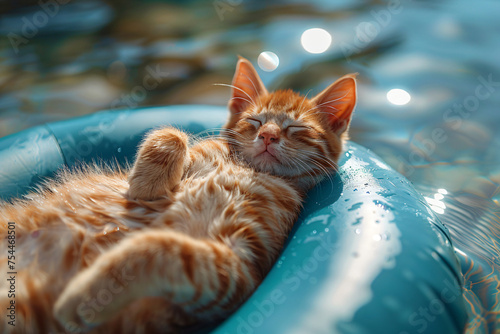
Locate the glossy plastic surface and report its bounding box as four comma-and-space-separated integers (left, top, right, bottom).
0, 106, 467, 333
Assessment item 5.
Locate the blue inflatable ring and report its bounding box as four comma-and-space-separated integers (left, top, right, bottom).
0, 105, 467, 333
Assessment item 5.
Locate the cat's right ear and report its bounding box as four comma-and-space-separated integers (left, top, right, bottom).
228, 57, 267, 117
311, 73, 357, 136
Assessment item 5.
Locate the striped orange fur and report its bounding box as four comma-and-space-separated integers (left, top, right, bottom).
0, 57, 357, 333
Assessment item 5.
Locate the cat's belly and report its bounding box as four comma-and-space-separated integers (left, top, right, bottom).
153, 162, 301, 243
0, 172, 164, 276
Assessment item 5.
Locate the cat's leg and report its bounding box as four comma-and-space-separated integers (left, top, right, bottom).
127, 127, 191, 200
53, 229, 260, 330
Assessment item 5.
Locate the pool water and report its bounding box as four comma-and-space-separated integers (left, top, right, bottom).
1, 0, 499, 332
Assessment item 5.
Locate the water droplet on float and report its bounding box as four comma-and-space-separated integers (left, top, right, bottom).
117, 147, 122, 153
373, 234, 382, 241
355, 228, 362, 235
352, 217, 363, 225
324, 228, 329, 232
312, 230, 317, 235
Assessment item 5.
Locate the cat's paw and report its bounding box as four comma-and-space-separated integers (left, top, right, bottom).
53, 268, 105, 330
54, 263, 135, 330
128, 126, 190, 200
53, 291, 92, 332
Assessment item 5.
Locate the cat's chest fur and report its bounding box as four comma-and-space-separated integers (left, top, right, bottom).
151, 140, 302, 247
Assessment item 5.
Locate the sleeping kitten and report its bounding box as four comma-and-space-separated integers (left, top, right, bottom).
0, 57, 357, 333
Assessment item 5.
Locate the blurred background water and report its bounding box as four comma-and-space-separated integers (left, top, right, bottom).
1, 0, 499, 332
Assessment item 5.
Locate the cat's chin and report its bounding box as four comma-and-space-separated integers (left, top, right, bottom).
245, 154, 278, 174
247, 154, 297, 178
256, 151, 280, 163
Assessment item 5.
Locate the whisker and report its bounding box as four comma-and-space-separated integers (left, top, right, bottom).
284, 153, 314, 177
290, 150, 337, 191
214, 83, 258, 110
301, 151, 339, 173
191, 135, 245, 148
192, 128, 246, 141
307, 159, 335, 195
229, 96, 255, 108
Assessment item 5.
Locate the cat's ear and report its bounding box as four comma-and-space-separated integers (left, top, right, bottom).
312, 73, 357, 136
228, 57, 268, 115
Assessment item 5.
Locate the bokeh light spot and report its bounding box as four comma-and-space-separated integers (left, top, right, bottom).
301, 28, 332, 54
387, 88, 411, 105
258, 51, 279, 72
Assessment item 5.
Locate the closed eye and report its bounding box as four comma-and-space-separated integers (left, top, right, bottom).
246, 118, 262, 127
286, 125, 311, 134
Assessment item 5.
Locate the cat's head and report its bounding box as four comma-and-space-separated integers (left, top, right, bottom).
224, 57, 357, 188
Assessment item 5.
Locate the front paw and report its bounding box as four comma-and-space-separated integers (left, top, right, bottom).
54, 269, 103, 331
54, 265, 136, 331
53, 288, 91, 333
128, 126, 190, 201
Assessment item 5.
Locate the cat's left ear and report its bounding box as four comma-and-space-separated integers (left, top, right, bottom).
312, 73, 357, 136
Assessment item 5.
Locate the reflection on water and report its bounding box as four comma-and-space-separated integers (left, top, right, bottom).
1, 0, 500, 332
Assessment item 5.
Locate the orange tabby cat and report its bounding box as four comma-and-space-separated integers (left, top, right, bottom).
0, 57, 357, 333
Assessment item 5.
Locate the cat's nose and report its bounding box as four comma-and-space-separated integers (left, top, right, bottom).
258, 124, 281, 145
